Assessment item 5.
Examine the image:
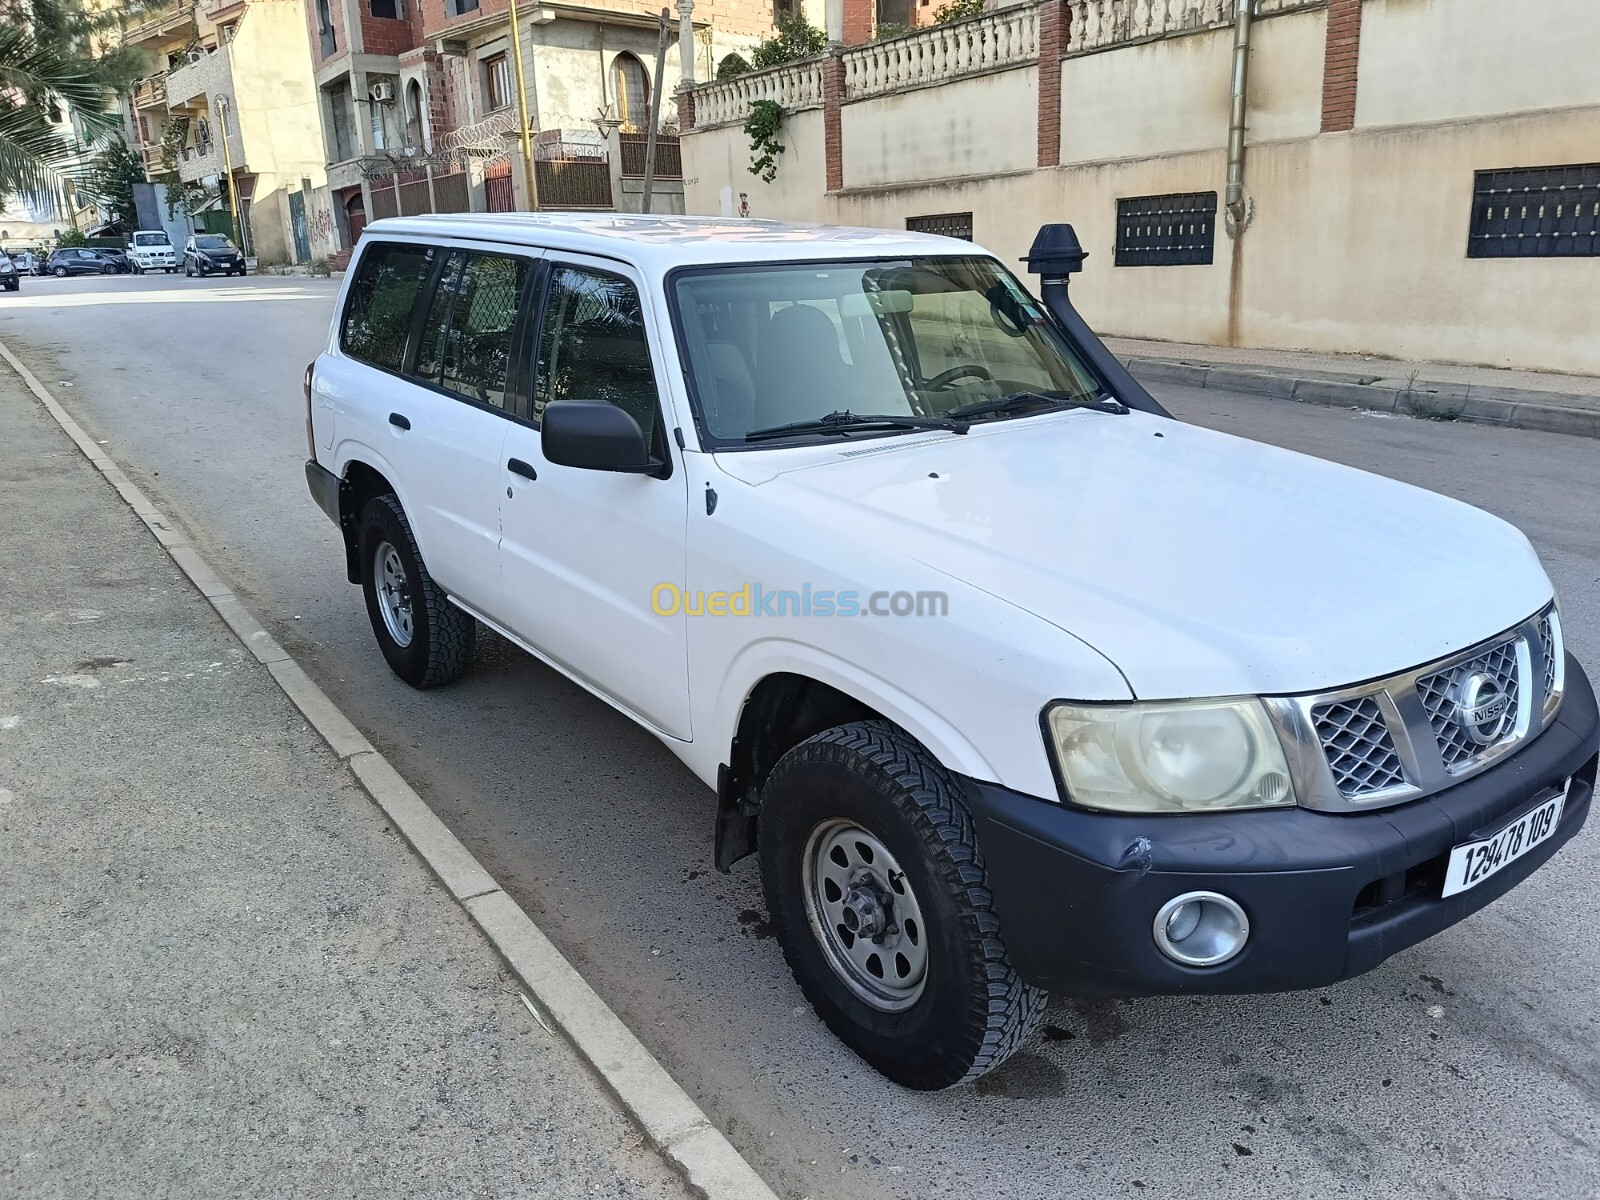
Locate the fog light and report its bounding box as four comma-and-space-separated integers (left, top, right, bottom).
1152, 891, 1249, 967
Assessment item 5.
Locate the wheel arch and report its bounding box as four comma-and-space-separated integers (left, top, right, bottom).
335, 455, 401, 584
712, 653, 999, 872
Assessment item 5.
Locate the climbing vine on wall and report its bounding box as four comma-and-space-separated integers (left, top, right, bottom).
744, 99, 784, 184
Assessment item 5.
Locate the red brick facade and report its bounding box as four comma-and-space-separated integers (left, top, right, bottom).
676, 87, 696, 133
822, 52, 844, 192
1036, 0, 1066, 167
841, 0, 873, 46
1320, 0, 1363, 133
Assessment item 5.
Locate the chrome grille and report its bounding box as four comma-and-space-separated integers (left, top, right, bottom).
1267, 606, 1556, 813
1311, 697, 1407, 797
1416, 639, 1520, 771
1538, 613, 1557, 706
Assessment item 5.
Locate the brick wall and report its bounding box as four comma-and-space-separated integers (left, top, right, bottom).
361, 14, 418, 56
1036, 0, 1065, 167
841, 0, 872, 45
822, 52, 843, 191
1320, 0, 1363, 132
305, 0, 350, 64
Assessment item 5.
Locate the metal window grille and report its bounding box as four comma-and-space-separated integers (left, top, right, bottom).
1468, 163, 1600, 259
1115, 192, 1217, 267
484, 54, 511, 112
906, 212, 973, 241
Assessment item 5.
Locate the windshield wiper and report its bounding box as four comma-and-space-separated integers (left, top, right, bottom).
947, 389, 1128, 420
744, 410, 970, 442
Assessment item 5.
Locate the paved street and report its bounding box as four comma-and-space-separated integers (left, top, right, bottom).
3, 272, 1598, 1200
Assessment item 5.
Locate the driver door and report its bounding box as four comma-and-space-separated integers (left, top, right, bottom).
496, 255, 691, 739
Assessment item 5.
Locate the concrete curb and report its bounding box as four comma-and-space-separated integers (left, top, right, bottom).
1126, 356, 1600, 440
0, 337, 780, 1200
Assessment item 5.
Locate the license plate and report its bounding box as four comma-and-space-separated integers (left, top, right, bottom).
1442, 784, 1567, 898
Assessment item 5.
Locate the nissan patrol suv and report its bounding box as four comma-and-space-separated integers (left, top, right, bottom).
303, 213, 1597, 1090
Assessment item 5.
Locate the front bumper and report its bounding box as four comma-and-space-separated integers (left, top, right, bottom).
964, 655, 1598, 997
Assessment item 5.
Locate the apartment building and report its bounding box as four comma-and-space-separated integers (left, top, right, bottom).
305, 0, 780, 253
122, 0, 333, 264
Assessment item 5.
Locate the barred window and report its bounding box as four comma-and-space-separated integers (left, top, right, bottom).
1115, 192, 1217, 267
1468, 164, 1600, 259
906, 212, 973, 241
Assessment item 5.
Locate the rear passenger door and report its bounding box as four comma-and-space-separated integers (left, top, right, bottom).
497, 256, 691, 739
338, 240, 538, 617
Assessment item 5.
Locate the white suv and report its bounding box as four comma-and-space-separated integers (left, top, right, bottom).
129, 230, 177, 273
304, 213, 1597, 1089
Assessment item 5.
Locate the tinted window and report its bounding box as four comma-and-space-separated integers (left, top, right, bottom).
415, 251, 528, 411
534, 266, 659, 439
341, 242, 434, 371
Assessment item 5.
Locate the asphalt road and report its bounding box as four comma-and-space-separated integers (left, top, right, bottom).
4, 272, 1597, 1200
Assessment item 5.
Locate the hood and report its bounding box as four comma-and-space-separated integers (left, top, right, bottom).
714, 410, 1550, 699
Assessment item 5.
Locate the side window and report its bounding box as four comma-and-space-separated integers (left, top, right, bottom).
534, 266, 659, 439
341, 242, 434, 372
413, 251, 529, 412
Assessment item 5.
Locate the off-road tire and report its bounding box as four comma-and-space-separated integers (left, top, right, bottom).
357, 494, 474, 688
759, 721, 1047, 1089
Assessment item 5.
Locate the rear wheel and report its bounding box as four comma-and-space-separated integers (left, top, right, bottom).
759, 721, 1047, 1090
357, 494, 473, 688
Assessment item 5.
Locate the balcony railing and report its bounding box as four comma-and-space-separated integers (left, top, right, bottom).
131, 77, 168, 109
843, 3, 1040, 99
121, 1, 197, 47
691, 58, 826, 129
1066, 0, 1321, 56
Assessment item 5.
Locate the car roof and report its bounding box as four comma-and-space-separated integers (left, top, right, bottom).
360, 213, 992, 276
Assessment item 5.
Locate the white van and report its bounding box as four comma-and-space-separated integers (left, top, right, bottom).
129, 230, 177, 273
302, 213, 1597, 1090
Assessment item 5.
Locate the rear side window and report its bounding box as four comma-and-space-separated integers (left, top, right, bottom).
341, 242, 434, 371
533, 265, 659, 438
414, 251, 530, 411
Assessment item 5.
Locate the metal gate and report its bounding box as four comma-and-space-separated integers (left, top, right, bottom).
485, 157, 514, 212
288, 190, 311, 263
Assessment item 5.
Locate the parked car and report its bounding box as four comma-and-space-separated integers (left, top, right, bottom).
44, 247, 118, 277
129, 229, 178, 273
184, 233, 246, 277
93, 247, 134, 274
303, 214, 1598, 1090
0, 252, 17, 291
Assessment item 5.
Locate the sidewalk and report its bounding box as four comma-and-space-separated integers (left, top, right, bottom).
1109, 336, 1600, 439
0, 383, 692, 1195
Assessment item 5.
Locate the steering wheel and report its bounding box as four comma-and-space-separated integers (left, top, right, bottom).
925, 364, 993, 391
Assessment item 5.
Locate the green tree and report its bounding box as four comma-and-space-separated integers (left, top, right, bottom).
749, 12, 827, 69
0, 0, 147, 198
84, 135, 145, 226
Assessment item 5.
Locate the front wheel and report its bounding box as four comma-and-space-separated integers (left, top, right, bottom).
759, 722, 1047, 1090
357, 494, 474, 688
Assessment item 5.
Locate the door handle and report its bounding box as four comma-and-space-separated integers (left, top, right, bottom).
388, 412, 411, 430
507, 458, 538, 481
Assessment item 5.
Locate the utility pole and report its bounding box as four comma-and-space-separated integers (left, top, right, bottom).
508, 0, 540, 211
215, 95, 247, 255
641, 8, 670, 213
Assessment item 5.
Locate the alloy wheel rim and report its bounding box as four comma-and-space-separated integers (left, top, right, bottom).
802, 818, 929, 1011
374, 541, 414, 647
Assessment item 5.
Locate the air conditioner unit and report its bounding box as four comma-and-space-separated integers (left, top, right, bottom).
369, 80, 395, 104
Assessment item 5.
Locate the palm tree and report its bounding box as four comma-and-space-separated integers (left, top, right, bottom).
0, 0, 144, 199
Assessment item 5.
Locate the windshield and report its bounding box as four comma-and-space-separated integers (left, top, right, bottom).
134, 233, 171, 247
195, 235, 235, 250
672, 256, 1101, 447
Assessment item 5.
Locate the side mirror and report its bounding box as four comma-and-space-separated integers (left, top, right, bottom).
541, 399, 662, 475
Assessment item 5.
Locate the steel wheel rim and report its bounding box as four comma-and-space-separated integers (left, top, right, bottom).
373, 541, 414, 647
802, 818, 929, 1011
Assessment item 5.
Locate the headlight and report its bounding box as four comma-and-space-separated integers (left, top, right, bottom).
1045, 698, 1295, 813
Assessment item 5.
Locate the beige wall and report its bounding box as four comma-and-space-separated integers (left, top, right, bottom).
1356, 0, 1600, 129
843, 67, 1038, 186
681, 2, 1600, 373
683, 107, 829, 221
